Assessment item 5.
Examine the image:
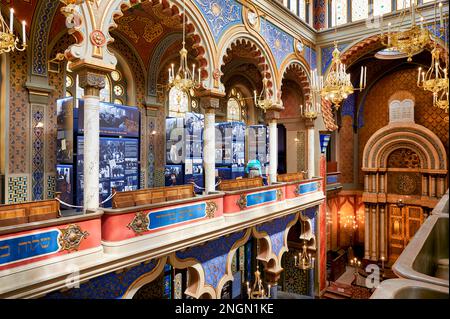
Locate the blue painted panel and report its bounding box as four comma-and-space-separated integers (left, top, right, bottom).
260, 18, 294, 67
327, 175, 338, 184
0, 230, 60, 266
299, 182, 319, 194
148, 202, 207, 230
246, 190, 277, 207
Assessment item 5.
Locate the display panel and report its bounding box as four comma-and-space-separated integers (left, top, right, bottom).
56, 164, 73, 206
78, 101, 140, 137
165, 165, 185, 186
166, 117, 185, 164
56, 97, 74, 163
76, 136, 139, 206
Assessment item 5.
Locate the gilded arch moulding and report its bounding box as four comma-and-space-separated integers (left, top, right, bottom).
168, 228, 252, 299
252, 213, 299, 275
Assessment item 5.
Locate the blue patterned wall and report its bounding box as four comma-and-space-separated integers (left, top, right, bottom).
321, 43, 347, 74
193, 0, 243, 43
44, 260, 157, 299
255, 214, 297, 257
260, 18, 294, 68
176, 230, 247, 290
341, 91, 356, 119
304, 46, 317, 71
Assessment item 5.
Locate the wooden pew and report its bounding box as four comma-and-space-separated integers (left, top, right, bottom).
0, 199, 60, 227
218, 177, 263, 192
277, 172, 306, 183
112, 184, 195, 209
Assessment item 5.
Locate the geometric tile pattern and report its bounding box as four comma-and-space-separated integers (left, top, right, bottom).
296, 131, 306, 172
313, 0, 327, 30
8, 176, 28, 204
32, 105, 45, 201
8, 50, 29, 174
31, 0, 60, 76
47, 175, 56, 199
304, 46, 317, 71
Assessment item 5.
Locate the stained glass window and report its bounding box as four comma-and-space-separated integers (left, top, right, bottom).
331, 0, 348, 26
352, 0, 369, 22
227, 98, 241, 122
111, 70, 121, 82
289, 0, 298, 15
373, 0, 392, 16
169, 87, 189, 118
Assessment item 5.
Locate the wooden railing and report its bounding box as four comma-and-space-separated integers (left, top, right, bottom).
111, 184, 195, 209
0, 199, 60, 227
277, 172, 306, 183
218, 177, 263, 191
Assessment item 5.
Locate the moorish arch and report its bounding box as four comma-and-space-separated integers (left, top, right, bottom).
217, 29, 280, 100
62, 0, 215, 85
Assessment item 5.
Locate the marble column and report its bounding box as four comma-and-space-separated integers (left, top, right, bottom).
364, 205, 370, 259
269, 120, 278, 184
431, 176, 436, 197
201, 97, 220, 194
78, 69, 105, 212
422, 175, 428, 197
372, 174, 377, 193
371, 206, 377, 260
306, 120, 315, 179
364, 175, 369, 192
379, 174, 385, 193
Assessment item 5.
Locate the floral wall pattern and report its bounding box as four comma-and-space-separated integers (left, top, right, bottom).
260, 18, 294, 68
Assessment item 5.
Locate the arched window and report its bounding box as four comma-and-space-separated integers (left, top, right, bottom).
168, 87, 189, 118
227, 88, 247, 123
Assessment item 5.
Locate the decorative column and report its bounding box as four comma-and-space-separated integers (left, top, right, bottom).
430, 176, 436, 198
306, 119, 315, 179
364, 175, 369, 192
372, 174, 376, 193
266, 108, 282, 185
371, 206, 377, 260
380, 205, 385, 260
199, 93, 222, 194
364, 205, 370, 259
78, 68, 106, 212
379, 174, 385, 193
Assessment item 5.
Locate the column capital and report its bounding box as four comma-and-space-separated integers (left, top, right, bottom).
304, 118, 316, 128
200, 95, 221, 113
264, 268, 283, 285
264, 103, 284, 122
73, 65, 109, 97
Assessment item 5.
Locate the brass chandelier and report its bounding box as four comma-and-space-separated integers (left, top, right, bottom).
312, 43, 367, 109
417, 1, 449, 113
294, 240, 315, 271
246, 266, 271, 299
0, 8, 26, 55
381, 0, 432, 62
253, 77, 274, 113
167, 0, 202, 95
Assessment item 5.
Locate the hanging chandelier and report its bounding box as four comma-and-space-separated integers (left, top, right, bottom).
381, 0, 432, 62
417, 47, 449, 111
0, 8, 27, 55
294, 240, 315, 271
312, 43, 367, 109
253, 77, 274, 113
167, 0, 201, 95
246, 266, 271, 299
417, 2, 449, 113
300, 101, 321, 120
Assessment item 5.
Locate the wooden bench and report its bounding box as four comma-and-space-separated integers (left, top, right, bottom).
277, 172, 305, 183
111, 184, 195, 209
218, 177, 263, 192
0, 199, 60, 227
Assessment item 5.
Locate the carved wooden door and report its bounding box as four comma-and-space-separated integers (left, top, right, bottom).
388, 205, 424, 262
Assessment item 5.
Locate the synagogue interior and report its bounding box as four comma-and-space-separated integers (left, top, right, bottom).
0, 0, 448, 300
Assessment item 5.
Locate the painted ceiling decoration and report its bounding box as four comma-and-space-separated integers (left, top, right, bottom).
193, 0, 243, 43
260, 17, 294, 68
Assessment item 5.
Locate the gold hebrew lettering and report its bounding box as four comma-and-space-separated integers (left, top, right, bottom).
0, 245, 10, 258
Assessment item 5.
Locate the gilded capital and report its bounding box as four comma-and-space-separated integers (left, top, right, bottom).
78, 69, 106, 97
